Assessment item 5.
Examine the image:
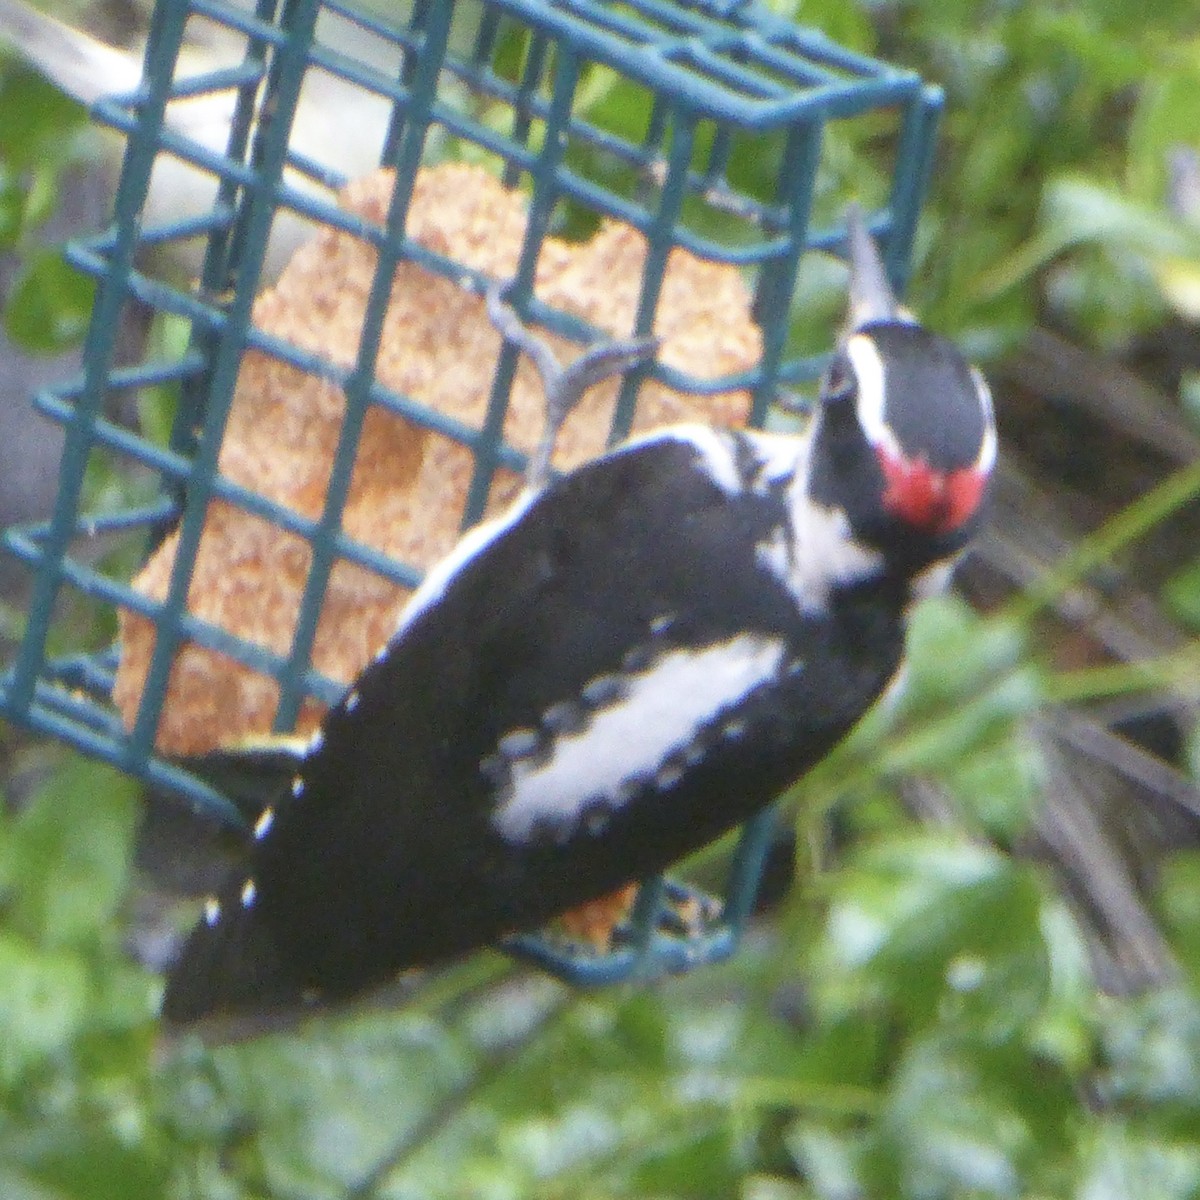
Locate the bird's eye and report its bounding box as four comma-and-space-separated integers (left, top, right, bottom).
822, 357, 854, 401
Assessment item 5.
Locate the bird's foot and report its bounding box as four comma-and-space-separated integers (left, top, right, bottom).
486, 282, 659, 490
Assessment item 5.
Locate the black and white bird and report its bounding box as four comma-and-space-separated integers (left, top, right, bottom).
162, 207, 997, 1024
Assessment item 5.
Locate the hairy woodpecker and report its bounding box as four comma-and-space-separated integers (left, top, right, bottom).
162, 208, 996, 1024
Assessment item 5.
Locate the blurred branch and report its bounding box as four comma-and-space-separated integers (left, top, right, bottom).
1000, 328, 1200, 464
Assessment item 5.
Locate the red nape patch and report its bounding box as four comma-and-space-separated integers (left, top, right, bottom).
876, 448, 987, 534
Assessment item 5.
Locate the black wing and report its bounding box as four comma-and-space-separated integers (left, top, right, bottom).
163, 431, 905, 1022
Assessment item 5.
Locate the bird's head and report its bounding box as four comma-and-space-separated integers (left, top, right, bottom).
807, 207, 996, 573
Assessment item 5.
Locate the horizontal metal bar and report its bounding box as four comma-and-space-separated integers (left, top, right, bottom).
0, 682, 246, 826
485, 0, 916, 126
154, 60, 266, 101
26, 395, 427, 591
3, 530, 350, 710
188, 0, 294, 49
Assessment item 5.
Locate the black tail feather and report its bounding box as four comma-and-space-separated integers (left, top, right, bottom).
161, 895, 306, 1026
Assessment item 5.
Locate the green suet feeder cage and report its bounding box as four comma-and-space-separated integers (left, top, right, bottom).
0, 0, 941, 985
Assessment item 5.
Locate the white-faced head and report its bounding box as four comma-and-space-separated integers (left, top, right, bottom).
807, 207, 996, 571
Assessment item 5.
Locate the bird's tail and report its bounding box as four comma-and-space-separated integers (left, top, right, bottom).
160, 882, 309, 1028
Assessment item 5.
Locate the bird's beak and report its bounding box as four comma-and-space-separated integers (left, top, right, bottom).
844, 203, 900, 331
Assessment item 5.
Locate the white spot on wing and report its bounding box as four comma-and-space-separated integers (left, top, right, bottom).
492, 635, 786, 842
204, 898, 221, 926
253, 807, 275, 840
240, 879, 257, 907
655, 761, 684, 789
497, 728, 541, 760
755, 527, 791, 581
291, 775, 304, 799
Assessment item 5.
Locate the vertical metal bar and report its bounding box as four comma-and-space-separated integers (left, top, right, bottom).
172, 0, 281, 470
747, 117, 823, 426
643, 94, 669, 156
461, 41, 582, 527
204, 0, 287, 296
381, 0, 433, 165
505, 30, 550, 187
629, 875, 667, 962
721, 804, 781, 933
272, 0, 456, 730
883, 84, 943, 297
607, 106, 697, 445
472, 2, 503, 64
6, 0, 194, 719
632, 93, 670, 211
126, 0, 325, 761
703, 124, 733, 189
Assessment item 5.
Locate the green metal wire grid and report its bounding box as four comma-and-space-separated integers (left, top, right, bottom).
0, 0, 942, 984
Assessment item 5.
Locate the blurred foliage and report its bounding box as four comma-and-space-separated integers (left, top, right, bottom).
0, 60, 96, 352
3, 588, 1200, 1198
2, 0, 1200, 1197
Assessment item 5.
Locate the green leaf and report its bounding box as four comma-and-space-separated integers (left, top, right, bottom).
0, 1126, 168, 1200
1181, 370, 1200, 430
1157, 854, 1200, 1002
817, 836, 1048, 1033
1028, 898, 1098, 1075
1126, 61, 1200, 203
0, 933, 89, 1086
176, 1005, 480, 1195
785, 1120, 863, 1200
1162, 560, 1200, 632
903, 596, 1028, 711
868, 1031, 1074, 1198
4, 248, 95, 354
10, 759, 139, 949
1098, 987, 1200, 1134
1078, 1122, 1200, 1200
0, 169, 23, 248
975, 174, 1200, 303
0, 63, 88, 173
940, 733, 1043, 842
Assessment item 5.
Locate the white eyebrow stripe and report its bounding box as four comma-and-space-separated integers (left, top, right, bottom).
846, 333, 899, 458
491, 634, 787, 842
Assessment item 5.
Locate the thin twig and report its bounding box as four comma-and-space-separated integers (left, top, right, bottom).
346, 985, 578, 1198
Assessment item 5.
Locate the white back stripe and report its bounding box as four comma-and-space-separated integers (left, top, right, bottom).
619, 426, 744, 494
492, 635, 786, 842
738, 429, 805, 492
392, 489, 537, 638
